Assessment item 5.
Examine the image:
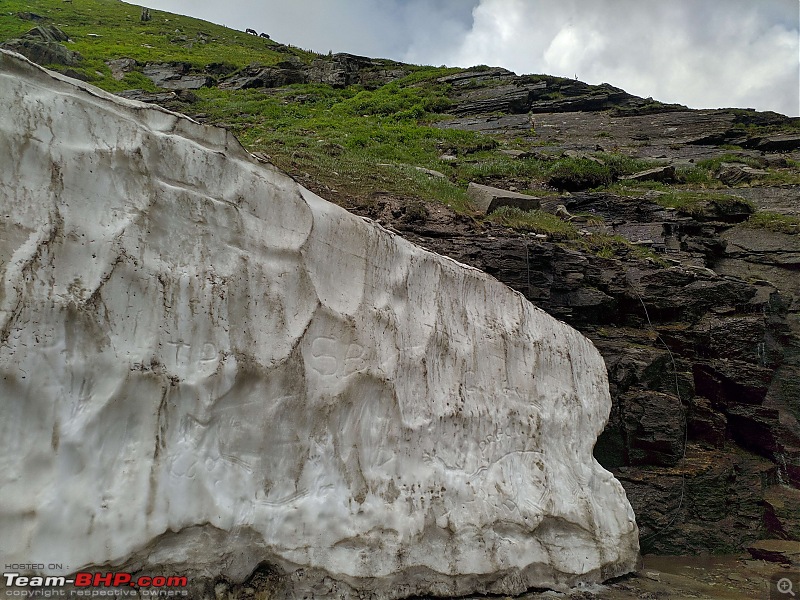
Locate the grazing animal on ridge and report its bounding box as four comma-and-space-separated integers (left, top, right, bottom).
260, 32, 270, 39
245, 28, 257, 35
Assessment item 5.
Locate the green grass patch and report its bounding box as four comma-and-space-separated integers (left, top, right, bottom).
0, 0, 315, 93
655, 190, 755, 215
696, 154, 765, 171
487, 207, 578, 239
677, 166, 717, 185
744, 212, 800, 235
579, 233, 664, 263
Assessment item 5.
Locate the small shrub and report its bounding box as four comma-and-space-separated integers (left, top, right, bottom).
696, 154, 764, 171
677, 166, 716, 185
421, 94, 452, 113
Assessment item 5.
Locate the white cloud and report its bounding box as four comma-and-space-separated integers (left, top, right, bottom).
438, 0, 799, 115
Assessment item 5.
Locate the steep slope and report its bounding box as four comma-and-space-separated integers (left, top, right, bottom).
0, 50, 639, 598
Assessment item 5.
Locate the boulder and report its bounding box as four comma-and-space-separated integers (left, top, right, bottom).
467, 182, 541, 214
142, 61, 212, 90
715, 162, 769, 186
0, 51, 638, 598
219, 62, 307, 90
0, 25, 82, 66
105, 57, 136, 80
414, 166, 446, 178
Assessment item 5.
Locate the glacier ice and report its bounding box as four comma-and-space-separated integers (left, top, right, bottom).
0, 50, 638, 598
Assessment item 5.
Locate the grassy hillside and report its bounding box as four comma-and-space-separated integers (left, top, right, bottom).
1, 0, 314, 85
2, 0, 799, 246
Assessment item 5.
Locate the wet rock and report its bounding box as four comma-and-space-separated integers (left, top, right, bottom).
621, 390, 686, 466
683, 197, 755, 222
617, 449, 774, 554
467, 182, 541, 214
687, 396, 727, 448
721, 227, 800, 268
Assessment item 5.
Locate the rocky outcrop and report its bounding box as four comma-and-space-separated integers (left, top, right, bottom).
442, 71, 678, 118
467, 182, 541, 214
0, 51, 639, 598
305, 53, 408, 88
0, 24, 81, 66
220, 53, 409, 91
142, 61, 212, 90
218, 59, 307, 89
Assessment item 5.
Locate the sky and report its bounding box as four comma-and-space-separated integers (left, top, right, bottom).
143, 0, 800, 116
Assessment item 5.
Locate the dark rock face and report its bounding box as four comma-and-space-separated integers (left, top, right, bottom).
466, 182, 541, 214
305, 53, 406, 88
219, 53, 409, 91
345, 165, 799, 554
366, 73, 800, 551
0, 25, 82, 66
218, 61, 307, 90
439, 70, 684, 117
